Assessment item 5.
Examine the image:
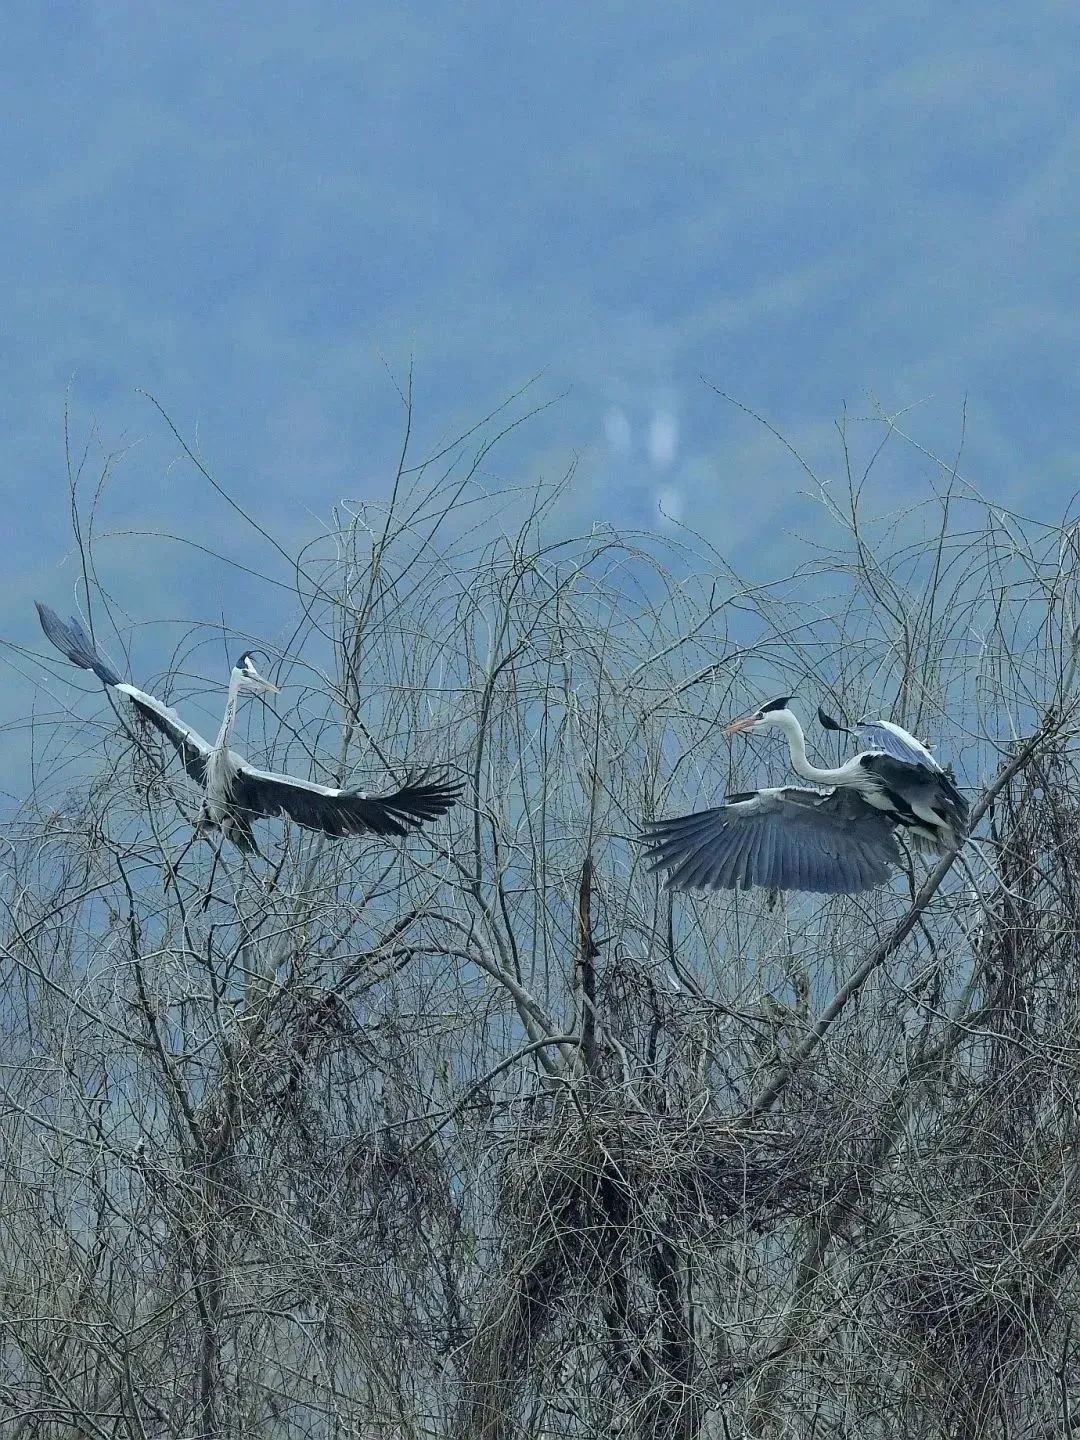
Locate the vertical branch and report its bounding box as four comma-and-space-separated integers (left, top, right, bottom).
577, 853, 600, 1077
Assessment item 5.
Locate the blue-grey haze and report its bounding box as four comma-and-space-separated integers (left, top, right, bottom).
2, 0, 1076, 802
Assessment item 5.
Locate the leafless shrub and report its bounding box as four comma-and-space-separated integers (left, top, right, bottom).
3, 392, 1080, 1438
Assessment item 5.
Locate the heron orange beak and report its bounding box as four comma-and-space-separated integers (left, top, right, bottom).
724, 712, 761, 736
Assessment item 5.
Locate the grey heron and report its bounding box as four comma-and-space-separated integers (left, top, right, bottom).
643, 696, 968, 895
36, 603, 462, 852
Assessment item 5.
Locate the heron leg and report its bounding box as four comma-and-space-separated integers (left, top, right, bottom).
163, 813, 214, 895
201, 838, 226, 912
163, 837, 193, 896
258, 843, 288, 899
895, 833, 920, 903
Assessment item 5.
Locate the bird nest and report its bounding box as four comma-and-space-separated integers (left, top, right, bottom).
884, 1254, 1042, 1375
497, 1107, 847, 1236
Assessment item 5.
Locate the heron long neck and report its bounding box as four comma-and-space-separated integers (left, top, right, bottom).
213, 672, 243, 754
775, 711, 848, 785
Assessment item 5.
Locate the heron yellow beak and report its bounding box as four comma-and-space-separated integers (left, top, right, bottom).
724, 712, 760, 736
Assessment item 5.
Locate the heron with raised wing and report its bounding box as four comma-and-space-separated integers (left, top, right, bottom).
643, 695, 968, 895
36, 603, 462, 853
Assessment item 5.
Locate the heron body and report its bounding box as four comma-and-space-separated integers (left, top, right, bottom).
203, 739, 250, 848
36, 603, 462, 851
816, 704, 967, 851
643, 696, 968, 896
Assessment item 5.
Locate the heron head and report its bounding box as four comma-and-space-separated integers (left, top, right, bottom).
724, 695, 795, 736
233, 651, 280, 696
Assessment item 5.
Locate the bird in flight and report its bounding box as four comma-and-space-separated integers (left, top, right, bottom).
643, 695, 968, 894
36, 603, 462, 852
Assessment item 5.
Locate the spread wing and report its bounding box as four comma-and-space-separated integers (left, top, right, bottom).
37, 602, 212, 786
642, 786, 903, 895
114, 685, 213, 786
230, 766, 463, 838
853, 720, 941, 770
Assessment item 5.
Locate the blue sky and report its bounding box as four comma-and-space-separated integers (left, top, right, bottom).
3, 1, 1077, 791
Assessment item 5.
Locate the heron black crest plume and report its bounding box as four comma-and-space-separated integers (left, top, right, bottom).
817, 705, 849, 734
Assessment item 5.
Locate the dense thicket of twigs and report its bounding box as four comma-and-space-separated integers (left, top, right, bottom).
4, 396, 1080, 1438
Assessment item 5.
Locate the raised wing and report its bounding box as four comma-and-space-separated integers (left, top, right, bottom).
642, 786, 902, 895
853, 719, 940, 770
37, 602, 212, 786
115, 685, 213, 786
36, 603, 121, 687
231, 766, 463, 838
819, 702, 946, 771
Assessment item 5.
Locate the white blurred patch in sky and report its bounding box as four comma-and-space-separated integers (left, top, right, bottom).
604, 407, 633, 455
656, 486, 683, 524
648, 410, 679, 470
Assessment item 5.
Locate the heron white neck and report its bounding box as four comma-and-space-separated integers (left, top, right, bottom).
213, 671, 243, 753
773, 710, 847, 785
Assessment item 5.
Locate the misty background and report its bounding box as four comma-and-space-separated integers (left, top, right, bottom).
3, 0, 1076, 801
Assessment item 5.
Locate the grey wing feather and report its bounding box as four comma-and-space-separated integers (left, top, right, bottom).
232, 766, 463, 837
37, 601, 211, 785
116, 686, 213, 787
642, 786, 902, 895
854, 720, 940, 769
36, 603, 122, 687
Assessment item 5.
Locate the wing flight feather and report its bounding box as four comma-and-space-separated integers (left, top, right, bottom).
116, 686, 213, 785
37, 602, 212, 785
643, 786, 902, 895
232, 766, 463, 838
854, 720, 940, 769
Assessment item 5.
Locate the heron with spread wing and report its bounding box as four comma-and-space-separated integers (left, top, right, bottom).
36, 603, 462, 852
643, 695, 968, 895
